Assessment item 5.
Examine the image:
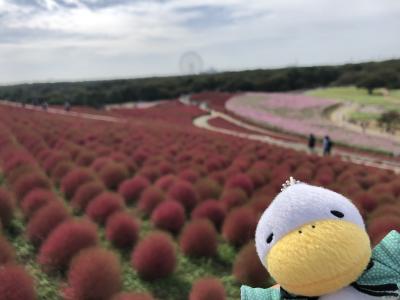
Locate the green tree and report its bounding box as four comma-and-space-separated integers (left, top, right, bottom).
378, 110, 400, 133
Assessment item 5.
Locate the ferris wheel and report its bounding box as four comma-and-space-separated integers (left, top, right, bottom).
179, 51, 204, 75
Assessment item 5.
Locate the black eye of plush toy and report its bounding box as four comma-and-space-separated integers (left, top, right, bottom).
330, 210, 344, 218
266, 233, 274, 244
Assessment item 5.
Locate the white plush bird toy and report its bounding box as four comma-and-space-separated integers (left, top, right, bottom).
241, 177, 400, 300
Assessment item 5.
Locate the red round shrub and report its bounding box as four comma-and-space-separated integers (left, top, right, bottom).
67, 247, 121, 300
26, 201, 70, 246
151, 200, 185, 234
131, 232, 176, 280
61, 168, 94, 199
91, 157, 112, 172
168, 180, 198, 212
112, 292, 154, 300
75, 151, 96, 167
0, 188, 14, 228
13, 172, 50, 201
0, 235, 15, 265
106, 212, 140, 249
118, 176, 150, 204
6, 164, 39, 186
51, 161, 74, 184
233, 243, 270, 287
137, 167, 160, 182
189, 277, 226, 300
220, 188, 248, 211
354, 192, 377, 212
100, 163, 129, 190
195, 178, 222, 201
178, 169, 199, 183
225, 173, 254, 196
180, 220, 217, 257
222, 207, 257, 246
86, 192, 124, 224
155, 175, 177, 191
368, 215, 400, 245
21, 189, 56, 219
369, 203, 400, 220
0, 265, 36, 300
71, 181, 105, 212
138, 187, 165, 215
191, 200, 226, 229
246, 170, 266, 189
38, 219, 98, 272
43, 151, 70, 174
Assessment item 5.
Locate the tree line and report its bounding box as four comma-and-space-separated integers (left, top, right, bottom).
0, 59, 399, 107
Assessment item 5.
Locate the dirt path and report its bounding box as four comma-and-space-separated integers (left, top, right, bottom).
193, 107, 400, 174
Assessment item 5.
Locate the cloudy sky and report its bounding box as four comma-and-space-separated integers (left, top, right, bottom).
0, 0, 399, 84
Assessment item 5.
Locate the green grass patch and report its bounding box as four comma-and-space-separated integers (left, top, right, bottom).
349, 111, 379, 122
307, 86, 400, 111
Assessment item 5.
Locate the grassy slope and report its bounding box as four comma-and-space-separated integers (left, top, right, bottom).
306, 86, 400, 110
307, 86, 400, 122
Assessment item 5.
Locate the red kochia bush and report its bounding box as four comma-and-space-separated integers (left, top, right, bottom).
106, 212, 140, 249
220, 188, 248, 211
178, 169, 199, 183
61, 168, 94, 199
131, 232, 176, 280
67, 247, 122, 300
354, 192, 377, 212
0, 265, 37, 300
195, 178, 222, 201
13, 172, 51, 201
155, 175, 177, 191
138, 187, 165, 215
150, 201, 185, 234
191, 200, 226, 229
51, 161, 74, 184
368, 215, 400, 245
189, 277, 226, 300
71, 181, 105, 212
167, 180, 198, 212
112, 292, 154, 300
26, 201, 70, 246
0, 187, 14, 228
233, 242, 270, 287
118, 176, 150, 204
222, 207, 257, 246
86, 192, 124, 224
225, 173, 254, 197
38, 219, 98, 272
0, 235, 15, 265
21, 189, 57, 219
100, 163, 129, 190
180, 220, 217, 258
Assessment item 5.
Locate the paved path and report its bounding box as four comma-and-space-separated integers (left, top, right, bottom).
193, 107, 400, 174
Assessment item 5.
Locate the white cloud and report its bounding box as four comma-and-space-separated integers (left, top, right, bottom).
0, 0, 399, 83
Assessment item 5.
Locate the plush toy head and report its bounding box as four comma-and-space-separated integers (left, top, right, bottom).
255, 177, 371, 297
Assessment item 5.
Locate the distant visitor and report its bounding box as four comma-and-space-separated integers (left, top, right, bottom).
308, 134, 316, 153
322, 135, 333, 156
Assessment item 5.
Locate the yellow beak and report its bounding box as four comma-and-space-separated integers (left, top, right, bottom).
266, 219, 371, 297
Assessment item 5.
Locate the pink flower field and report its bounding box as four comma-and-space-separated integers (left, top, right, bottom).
226, 93, 400, 153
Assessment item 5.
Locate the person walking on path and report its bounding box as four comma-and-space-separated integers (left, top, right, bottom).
323, 135, 333, 156
308, 134, 316, 153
